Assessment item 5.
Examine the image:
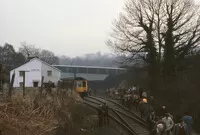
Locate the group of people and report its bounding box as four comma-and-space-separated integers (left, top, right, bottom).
106, 86, 194, 135
106, 88, 120, 99
97, 102, 109, 127
131, 90, 194, 135
149, 111, 193, 135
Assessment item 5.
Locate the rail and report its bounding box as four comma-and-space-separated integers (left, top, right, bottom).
83, 100, 137, 135
84, 96, 150, 135
88, 96, 148, 127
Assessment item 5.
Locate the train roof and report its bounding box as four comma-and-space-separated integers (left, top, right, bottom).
61, 77, 87, 81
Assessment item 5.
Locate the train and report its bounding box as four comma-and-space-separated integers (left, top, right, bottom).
58, 77, 88, 97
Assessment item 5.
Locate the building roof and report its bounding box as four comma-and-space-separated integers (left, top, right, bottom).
10, 58, 61, 72
52, 65, 126, 70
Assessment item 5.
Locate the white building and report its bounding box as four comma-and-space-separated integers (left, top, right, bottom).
10, 58, 61, 88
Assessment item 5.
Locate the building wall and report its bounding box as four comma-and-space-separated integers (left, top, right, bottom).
41, 62, 61, 85
10, 59, 42, 87
10, 58, 61, 88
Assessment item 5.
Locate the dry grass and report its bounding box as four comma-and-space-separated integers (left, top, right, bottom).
0, 89, 83, 135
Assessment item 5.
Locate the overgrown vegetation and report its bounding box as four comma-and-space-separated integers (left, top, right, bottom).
0, 90, 82, 135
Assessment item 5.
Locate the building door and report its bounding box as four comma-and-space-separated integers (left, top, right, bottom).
19, 82, 23, 88
33, 82, 39, 87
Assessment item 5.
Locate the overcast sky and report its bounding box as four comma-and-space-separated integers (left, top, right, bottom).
0, 0, 199, 57
0, 0, 123, 57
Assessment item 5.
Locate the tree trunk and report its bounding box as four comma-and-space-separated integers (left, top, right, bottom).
146, 33, 160, 94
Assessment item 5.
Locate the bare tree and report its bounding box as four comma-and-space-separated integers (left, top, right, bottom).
19, 42, 59, 64
107, 0, 160, 91
107, 0, 200, 90
161, 0, 200, 76
39, 49, 59, 64
19, 42, 40, 58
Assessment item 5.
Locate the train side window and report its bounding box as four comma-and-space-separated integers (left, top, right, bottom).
83, 81, 86, 87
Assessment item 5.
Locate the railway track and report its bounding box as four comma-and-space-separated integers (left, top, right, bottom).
83, 98, 134, 135
83, 96, 150, 135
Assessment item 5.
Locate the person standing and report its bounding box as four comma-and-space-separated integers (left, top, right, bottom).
133, 91, 140, 110
173, 119, 189, 135
128, 96, 132, 110
147, 111, 156, 131
102, 103, 109, 124
159, 106, 167, 117
162, 113, 174, 135
98, 105, 104, 127
183, 112, 193, 135
88, 88, 92, 96
139, 98, 151, 121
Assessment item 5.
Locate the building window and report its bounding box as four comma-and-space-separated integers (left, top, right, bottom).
19, 71, 24, 77
77, 67, 87, 73
108, 69, 117, 75
47, 71, 52, 76
66, 67, 73, 73
98, 68, 107, 74
88, 68, 98, 74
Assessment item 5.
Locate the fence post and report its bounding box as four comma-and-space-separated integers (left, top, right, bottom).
40, 76, 44, 94
23, 71, 25, 97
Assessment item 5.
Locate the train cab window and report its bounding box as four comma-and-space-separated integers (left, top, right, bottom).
77, 81, 82, 88
83, 81, 86, 87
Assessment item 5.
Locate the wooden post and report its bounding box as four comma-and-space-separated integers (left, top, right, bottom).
0, 64, 3, 93
40, 76, 44, 94
8, 72, 15, 98
23, 71, 25, 97
0, 80, 2, 93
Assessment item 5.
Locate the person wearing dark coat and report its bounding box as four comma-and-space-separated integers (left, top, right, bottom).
98, 105, 104, 127
139, 98, 151, 121
102, 103, 109, 124
147, 111, 156, 131
173, 119, 189, 135
159, 106, 167, 117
